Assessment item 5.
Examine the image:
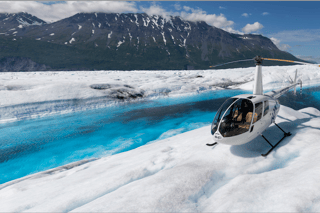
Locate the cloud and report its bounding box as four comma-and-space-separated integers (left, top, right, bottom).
140, 3, 171, 20
0, 1, 138, 22
242, 13, 249, 17
174, 3, 182, 11
223, 27, 244, 35
219, 6, 226, 9
242, 22, 264, 34
295, 55, 320, 63
270, 37, 291, 51
270, 29, 320, 42
179, 7, 234, 29
262, 12, 269, 16
0, 1, 239, 34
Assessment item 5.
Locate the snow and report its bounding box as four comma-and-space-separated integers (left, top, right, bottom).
78, 24, 82, 30
161, 32, 166, 45
107, 31, 112, 38
117, 40, 124, 47
49, 33, 54, 36
69, 37, 75, 44
0, 65, 319, 109
134, 14, 139, 26
1, 65, 320, 211
2, 105, 320, 212
143, 16, 150, 27
128, 32, 132, 42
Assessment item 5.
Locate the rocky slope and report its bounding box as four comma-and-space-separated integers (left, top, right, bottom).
0, 12, 304, 71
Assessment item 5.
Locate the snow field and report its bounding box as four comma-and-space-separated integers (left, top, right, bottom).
1, 106, 320, 212
1, 65, 319, 108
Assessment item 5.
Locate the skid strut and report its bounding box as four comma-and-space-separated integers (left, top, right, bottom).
206, 142, 218, 146
261, 123, 291, 157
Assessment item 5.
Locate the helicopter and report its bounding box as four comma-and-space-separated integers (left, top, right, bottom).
207, 56, 320, 156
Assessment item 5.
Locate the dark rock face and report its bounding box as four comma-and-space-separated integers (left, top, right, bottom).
0, 57, 49, 72
0, 12, 304, 71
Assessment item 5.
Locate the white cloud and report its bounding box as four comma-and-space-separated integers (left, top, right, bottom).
242, 13, 249, 17
140, 3, 171, 20
0, 1, 240, 34
179, 7, 234, 29
219, 6, 226, 9
262, 12, 269, 16
270, 37, 291, 51
242, 22, 264, 34
295, 55, 320, 63
0, 1, 138, 22
174, 3, 182, 11
223, 27, 244, 35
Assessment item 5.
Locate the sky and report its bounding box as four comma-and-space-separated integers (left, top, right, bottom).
0, 1, 319, 63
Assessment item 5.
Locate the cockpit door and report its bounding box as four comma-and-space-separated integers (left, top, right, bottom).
217, 98, 254, 137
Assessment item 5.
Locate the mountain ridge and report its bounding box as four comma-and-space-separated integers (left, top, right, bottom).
0, 12, 305, 71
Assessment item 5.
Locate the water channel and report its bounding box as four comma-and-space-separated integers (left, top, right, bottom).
1, 86, 320, 184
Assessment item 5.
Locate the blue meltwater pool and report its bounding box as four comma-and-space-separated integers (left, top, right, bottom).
0, 89, 244, 184
1, 86, 320, 184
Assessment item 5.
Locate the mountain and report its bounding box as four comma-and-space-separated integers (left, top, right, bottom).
0, 12, 305, 71
0, 12, 46, 33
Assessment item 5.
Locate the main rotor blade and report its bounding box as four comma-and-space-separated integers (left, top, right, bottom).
209, 58, 254, 68
262, 58, 320, 66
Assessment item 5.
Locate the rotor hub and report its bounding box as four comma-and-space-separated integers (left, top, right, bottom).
254, 56, 263, 65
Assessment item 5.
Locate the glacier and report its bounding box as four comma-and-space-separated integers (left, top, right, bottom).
1, 64, 320, 211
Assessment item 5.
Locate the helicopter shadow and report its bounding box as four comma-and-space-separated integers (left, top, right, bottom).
230, 114, 320, 158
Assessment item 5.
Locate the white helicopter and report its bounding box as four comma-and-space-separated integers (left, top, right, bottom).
207, 56, 319, 156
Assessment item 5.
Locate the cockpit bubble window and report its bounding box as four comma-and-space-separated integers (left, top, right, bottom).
217, 98, 254, 137
254, 102, 263, 122
211, 98, 237, 134
264, 100, 269, 116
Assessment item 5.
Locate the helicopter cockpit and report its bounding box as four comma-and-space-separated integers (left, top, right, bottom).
211, 98, 257, 137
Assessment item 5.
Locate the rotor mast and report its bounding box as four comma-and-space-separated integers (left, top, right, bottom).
253, 56, 263, 95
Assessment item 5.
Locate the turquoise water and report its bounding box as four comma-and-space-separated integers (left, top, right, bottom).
1, 86, 320, 185
0, 89, 245, 184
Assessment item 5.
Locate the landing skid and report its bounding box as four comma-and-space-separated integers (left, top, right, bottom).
206, 142, 218, 146
261, 123, 291, 157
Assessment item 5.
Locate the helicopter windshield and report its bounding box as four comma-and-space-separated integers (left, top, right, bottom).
212, 98, 254, 137
211, 98, 238, 134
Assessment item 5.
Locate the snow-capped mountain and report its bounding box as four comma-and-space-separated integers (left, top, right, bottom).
0, 12, 46, 34
0, 12, 304, 71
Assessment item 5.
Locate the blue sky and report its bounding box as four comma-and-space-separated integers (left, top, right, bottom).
1, 1, 319, 62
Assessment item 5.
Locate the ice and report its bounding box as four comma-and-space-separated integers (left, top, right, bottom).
1, 65, 320, 211
1, 105, 320, 211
